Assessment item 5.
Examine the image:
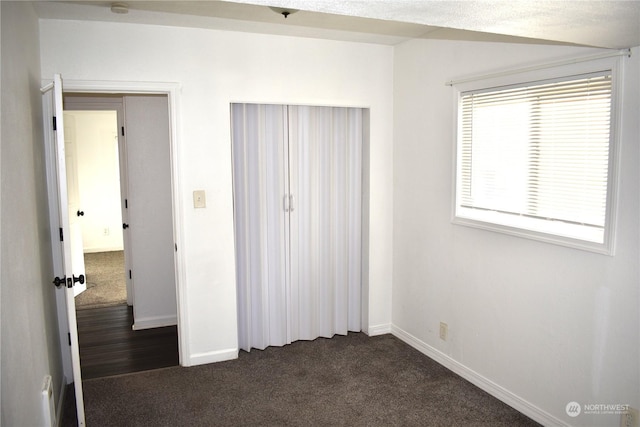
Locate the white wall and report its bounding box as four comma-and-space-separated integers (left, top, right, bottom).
393, 39, 639, 426
0, 2, 64, 425
39, 20, 394, 363
64, 110, 124, 253
124, 95, 177, 330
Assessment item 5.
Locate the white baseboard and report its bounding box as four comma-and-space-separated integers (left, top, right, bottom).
83, 246, 124, 254
56, 375, 67, 427
391, 325, 569, 427
186, 348, 238, 366
132, 314, 177, 330
366, 323, 392, 336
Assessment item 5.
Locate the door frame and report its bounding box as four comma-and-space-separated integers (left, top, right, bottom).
49, 79, 188, 374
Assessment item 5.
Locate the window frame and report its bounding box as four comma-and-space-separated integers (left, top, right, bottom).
451, 55, 624, 255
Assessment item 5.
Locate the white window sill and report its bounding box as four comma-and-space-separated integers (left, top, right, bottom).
452, 209, 613, 255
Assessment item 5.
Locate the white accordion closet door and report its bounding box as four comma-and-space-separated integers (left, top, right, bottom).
232, 104, 362, 352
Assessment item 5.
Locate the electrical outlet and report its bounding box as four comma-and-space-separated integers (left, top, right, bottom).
621, 407, 639, 427
103, 227, 109, 236
439, 322, 448, 341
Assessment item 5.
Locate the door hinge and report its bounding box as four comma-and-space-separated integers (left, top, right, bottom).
121, 126, 125, 136
59, 227, 64, 241
67, 333, 71, 346
175, 243, 177, 252
53, 116, 57, 131
129, 270, 132, 279
125, 199, 128, 209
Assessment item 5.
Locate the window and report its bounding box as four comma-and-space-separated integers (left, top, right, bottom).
453, 56, 622, 254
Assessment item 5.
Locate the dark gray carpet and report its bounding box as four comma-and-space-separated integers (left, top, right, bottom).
63, 333, 540, 426
75, 251, 127, 309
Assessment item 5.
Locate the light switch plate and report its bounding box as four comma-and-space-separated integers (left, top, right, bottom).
193, 190, 206, 208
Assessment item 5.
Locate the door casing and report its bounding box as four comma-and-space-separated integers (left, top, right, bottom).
48, 80, 187, 381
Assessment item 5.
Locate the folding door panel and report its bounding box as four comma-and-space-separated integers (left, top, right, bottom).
288, 106, 363, 342
232, 104, 289, 352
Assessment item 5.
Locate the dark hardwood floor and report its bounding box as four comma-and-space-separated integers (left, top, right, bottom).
76, 304, 178, 380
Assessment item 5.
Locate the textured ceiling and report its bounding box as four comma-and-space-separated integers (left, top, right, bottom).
33, 0, 640, 48
229, 0, 640, 48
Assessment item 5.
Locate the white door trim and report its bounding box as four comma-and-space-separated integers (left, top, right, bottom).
53, 78, 188, 366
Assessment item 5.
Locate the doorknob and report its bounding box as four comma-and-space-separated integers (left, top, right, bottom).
77, 210, 84, 217
52, 276, 66, 288
52, 274, 85, 288
123, 223, 129, 229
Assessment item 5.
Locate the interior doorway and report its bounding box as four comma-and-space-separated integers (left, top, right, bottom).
63, 108, 127, 310
63, 93, 179, 379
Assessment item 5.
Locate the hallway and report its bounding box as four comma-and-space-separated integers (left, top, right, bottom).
77, 304, 178, 380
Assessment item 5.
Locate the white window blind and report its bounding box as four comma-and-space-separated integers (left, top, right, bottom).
455, 70, 616, 250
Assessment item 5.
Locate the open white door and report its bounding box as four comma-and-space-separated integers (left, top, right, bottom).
63, 113, 87, 296
42, 74, 86, 426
